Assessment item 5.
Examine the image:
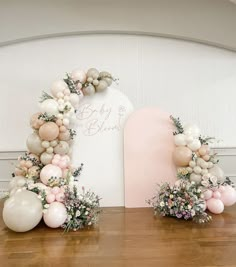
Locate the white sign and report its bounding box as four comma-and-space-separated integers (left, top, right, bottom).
72, 88, 133, 207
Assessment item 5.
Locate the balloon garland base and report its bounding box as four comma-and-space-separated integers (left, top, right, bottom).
148, 116, 236, 223
2, 68, 115, 232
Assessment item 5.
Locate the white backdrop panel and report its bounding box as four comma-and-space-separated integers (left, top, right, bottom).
72, 88, 133, 207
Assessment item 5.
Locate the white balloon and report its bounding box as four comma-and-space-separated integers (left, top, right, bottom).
51, 80, 68, 97
208, 162, 214, 169
201, 169, 208, 175
193, 166, 202, 174
43, 202, 67, 228
209, 165, 225, 183
184, 124, 201, 138
26, 132, 45, 155
69, 93, 80, 108
174, 134, 187, 146
190, 173, 202, 184
189, 161, 196, 168
71, 69, 87, 83
83, 84, 95, 95
185, 135, 194, 144
3, 191, 43, 232
40, 99, 59, 116
9, 176, 26, 190
187, 139, 201, 151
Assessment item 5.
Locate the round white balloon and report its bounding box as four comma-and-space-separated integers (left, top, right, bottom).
184, 124, 201, 138
187, 139, 201, 151
209, 165, 225, 183
40, 99, 59, 116
51, 80, 68, 97
174, 134, 187, 146
3, 191, 43, 232
43, 202, 67, 228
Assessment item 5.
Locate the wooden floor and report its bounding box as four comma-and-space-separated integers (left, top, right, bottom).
1, 204, 236, 267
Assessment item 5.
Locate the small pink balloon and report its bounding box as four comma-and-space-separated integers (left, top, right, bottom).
56, 192, 65, 202
213, 191, 221, 199
59, 161, 67, 169
52, 159, 59, 165
46, 194, 56, 204
220, 186, 236, 206
51, 186, 60, 195
207, 198, 224, 214
54, 154, 61, 160
218, 185, 226, 193
59, 187, 65, 193
203, 189, 213, 200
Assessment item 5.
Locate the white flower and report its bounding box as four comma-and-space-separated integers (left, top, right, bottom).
76, 210, 81, 217
160, 201, 165, 207
170, 194, 174, 199
188, 205, 192, 209
44, 204, 49, 209
191, 209, 196, 216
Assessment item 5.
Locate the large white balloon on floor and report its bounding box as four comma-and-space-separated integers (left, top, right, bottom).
3, 190, 43, 232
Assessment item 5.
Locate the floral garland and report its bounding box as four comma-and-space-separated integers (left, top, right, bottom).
148, 116, 236, 223
3, 68, 115, 232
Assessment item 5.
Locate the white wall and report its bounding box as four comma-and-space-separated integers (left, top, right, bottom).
0, 34, 236, 151
1, 0, 236, 51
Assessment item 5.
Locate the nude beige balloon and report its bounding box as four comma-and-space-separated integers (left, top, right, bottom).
3, 191, 43, 232
173, 146, 192, 167
39, 122, 59, 141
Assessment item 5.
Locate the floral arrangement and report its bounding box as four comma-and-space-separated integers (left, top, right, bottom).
149, 116, 236, 223
3, 68, 115, 232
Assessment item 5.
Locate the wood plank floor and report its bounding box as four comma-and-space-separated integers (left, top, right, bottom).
0, 203, 236, 267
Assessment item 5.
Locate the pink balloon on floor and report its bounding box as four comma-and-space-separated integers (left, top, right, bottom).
207, 198, 224, 214
43, 202, 67, 228
220, 185, 236, 206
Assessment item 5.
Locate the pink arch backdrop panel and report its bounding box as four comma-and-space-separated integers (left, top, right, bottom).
124, 108, 177, 208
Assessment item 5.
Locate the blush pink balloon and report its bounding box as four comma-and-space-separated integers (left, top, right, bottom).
51, 186, 60, 195
59, 161, 67, 169
52, 159, 59, 166
207, 198, 224, 214
220, 185, 236, 206
218, 185, 226, 193
40, 164, 62, 185
213, 191, 221, 199
203, 189, 213, 200
43, 202, 67, 228
46, 194, 56, 204
56, 192, 65, 202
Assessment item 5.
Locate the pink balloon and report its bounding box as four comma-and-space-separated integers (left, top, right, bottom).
46, 194, 56, 204
51, 186, 60, 195
56, 192, 65, 202
218, 185, 226, 193
52, 159, 59, 166
54, 154, 61, 160
59, 161, 67, 169
213, 191, 221, 199
43, 202, 67, 228
203, 189, 213, 200
40, 164, 62, 185
220, 186, 236, 206
207, 198, 224, 214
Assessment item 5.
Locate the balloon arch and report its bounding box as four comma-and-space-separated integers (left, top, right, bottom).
3, 68, 115, 232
